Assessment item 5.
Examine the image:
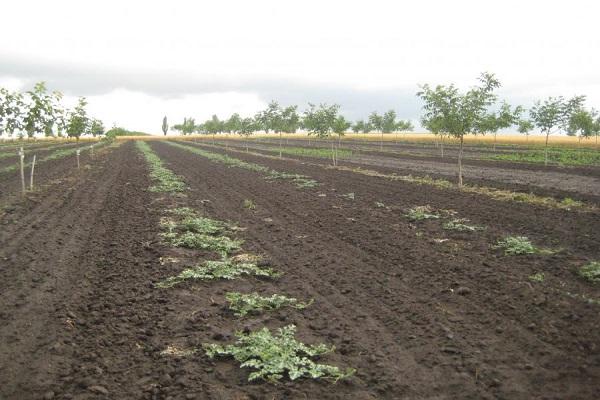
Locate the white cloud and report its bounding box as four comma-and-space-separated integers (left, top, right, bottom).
0, 0, 599, 133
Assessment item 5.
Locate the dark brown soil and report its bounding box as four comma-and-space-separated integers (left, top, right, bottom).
0, 145, 93, 204
1, 140, 598, 400
212, 140, 600, 203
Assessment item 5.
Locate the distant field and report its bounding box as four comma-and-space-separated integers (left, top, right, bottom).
116, 132, 599, 148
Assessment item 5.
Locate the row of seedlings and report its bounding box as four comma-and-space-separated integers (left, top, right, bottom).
136, 141, 355, 383
404, 204, 600, 294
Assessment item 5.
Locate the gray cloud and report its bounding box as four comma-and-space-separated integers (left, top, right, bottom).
0, 54, 422, 122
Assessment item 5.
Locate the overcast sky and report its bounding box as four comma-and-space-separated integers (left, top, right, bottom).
1, 0, 599, 134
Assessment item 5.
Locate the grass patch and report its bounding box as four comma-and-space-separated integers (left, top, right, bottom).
203, 325, 355, 382
443, 218, 485, 232
494, 236, 537, 255
529, 272, 545, 282
330, 165, 592, 211
274, 146, 353, 160
156, 256, 279, 288
243, 199, 256, 210
162, 231, 242, 256
578, 261, 600, 284
405, 205, 440, 221
488, 147, 600, 166
226, 292, 313, 317
136, 141, 186, 193
165, 141, 319, 189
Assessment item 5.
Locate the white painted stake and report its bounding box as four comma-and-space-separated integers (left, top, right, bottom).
90, 144, 94, 158
29, 154, 36, 190
19, 147, 25, 196
76, 149, 80, 169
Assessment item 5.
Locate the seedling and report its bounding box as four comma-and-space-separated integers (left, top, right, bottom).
203, 325, 355, 382
578, 261, 600, 284
405, 205, 440, 221
341, 192, 355, 200
494, 236, 536, 255
528, 272, 545, 282
225, 292, 313, 317
156, 257, 279, 288
374, 201, 386, 208
443, 218, 485, 232
243, 199, 256, 210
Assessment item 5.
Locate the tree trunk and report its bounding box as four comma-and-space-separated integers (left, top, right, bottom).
440, 135, 445, 158
458, 135, 464, 187
279, 132, 282, 158
493, 133, 497, 152
544, 132, 549, 166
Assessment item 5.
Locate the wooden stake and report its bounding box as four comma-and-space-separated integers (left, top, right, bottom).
19, 147, 25, 196
29, 154, 36, 190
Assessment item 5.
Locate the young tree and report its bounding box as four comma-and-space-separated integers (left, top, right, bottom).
162, 116, 169, 136
418, 72, 501, 186
478, 102, 522, 151
352, 120, 365, 133
225, 113, 242, 134
517, 118, 534, 142
172, 117, 196, 135
238, 117, 256, 152
394, 119, 414, 142
368, 111, 384, 151
23, 82, 56, 138
303, 103, 340, 165
332, 115, 351, 147
90, 118, 105, 137
66, 97, 89, 140
0, 88, 24, 138
567, 108, 596, 145
530, 95, 585, 165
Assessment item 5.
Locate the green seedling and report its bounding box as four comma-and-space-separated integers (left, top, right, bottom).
405, 205, 440, 221
203, 325, 355, 382
341, 192, 355, 200
528, 272, 545, 282
156, 256, 279, 287
494, 236, 537, 255
226, 292, 313, 317
243, 199, 256, 210
578, 261, 600, 284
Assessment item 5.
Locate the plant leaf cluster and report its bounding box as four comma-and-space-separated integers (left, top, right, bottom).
203, 325, 355, 382
226, 292, 312, 317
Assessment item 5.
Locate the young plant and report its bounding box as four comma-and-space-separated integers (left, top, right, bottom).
442, 218, 485, 232
156, 257, 279, 288
528, 272, 545, 283
494, 236, 537, 255
578, 261, 600, 284
162, 231, 242, 256
136, 141, 186, 193
243, 199, 256, 210
405, 205, 440, 221
203, 325, 355, 382
225, 292, 313, 317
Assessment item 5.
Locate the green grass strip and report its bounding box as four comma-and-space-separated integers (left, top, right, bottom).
165, 141, 318, 188
135, 141, 186, 193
